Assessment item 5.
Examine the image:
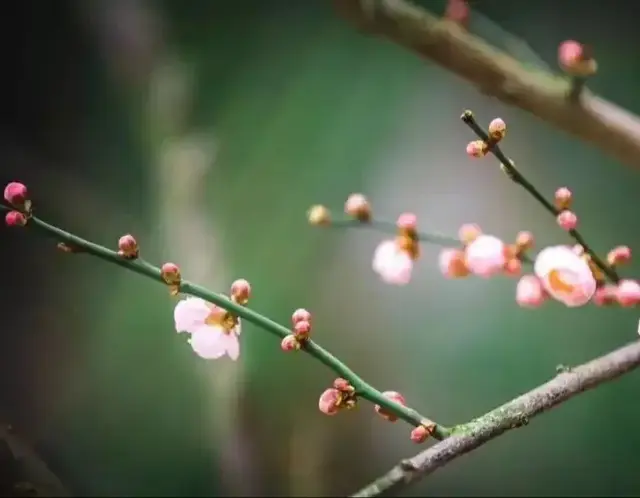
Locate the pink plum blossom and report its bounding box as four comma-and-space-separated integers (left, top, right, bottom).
372, 240, 413, 285
557, 210, 578, 231
464, 235, 506, 277
615, 280, 640, 307
174, 297, 241, 360
534, 246, 596, 307
515, 275, 546, 308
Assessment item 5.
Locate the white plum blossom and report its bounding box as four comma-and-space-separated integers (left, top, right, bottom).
534, 245, 596, 307
372, 240, 414, 286
465, 235, 506, 277
174, 297, 241, 360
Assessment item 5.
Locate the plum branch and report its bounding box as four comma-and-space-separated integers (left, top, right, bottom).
0, 201, 449, 440
332, 0, 640, 172
352, 339, 640, 497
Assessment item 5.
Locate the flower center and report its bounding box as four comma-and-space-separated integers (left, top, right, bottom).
204, 306, 238, 334
548, 269, 576, 294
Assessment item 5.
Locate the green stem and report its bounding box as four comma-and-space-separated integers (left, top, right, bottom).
461, 110, 620, 283
324, 216, 534, 265
2, 204, 449, 440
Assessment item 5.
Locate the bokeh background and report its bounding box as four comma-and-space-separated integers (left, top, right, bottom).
1, 0, 640, 496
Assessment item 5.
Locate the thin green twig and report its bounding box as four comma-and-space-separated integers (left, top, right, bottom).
461, 110, 619, 283
1, 203, 450, 440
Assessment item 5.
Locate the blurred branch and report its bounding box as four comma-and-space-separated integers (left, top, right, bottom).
333, 0, 640, 171
352, 340, 640, 497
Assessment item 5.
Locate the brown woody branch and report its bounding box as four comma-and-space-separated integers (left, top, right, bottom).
351, 340, 640, 497
333, 0, 640, 171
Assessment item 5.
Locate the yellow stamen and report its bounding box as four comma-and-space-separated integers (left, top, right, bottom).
548, 269, 575, 294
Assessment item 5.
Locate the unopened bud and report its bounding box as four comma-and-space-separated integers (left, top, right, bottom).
307, 205, 331, 226
117, 234, 139, 259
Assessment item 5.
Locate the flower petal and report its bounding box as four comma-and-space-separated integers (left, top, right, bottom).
372, 240, 413, 286
174, 297, 212, 333
465, 235, 505, 277
189, 326, 227, 359
534, 245, 596, 307
222, 333, 240, 361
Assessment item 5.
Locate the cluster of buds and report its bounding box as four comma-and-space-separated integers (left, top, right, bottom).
3, 182, 31, 227
318, 378, 357, 415
117, 234, 139, 259
554, 187, 578, 231
344, 193, 372, 222
160, 262, 181, 296
465, 118, 506, 159
558, 40, 598, 78
372, 213, 420, 285
591, 247, 640, 307
439, 224, 533, 279
281, 308, 312, 351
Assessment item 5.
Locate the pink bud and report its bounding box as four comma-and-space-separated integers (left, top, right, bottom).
607, 246, 632, 266
160, 262, 181, 286
333, 378, 353, 392
374, 391, 406, 423
516, 275, 546, 308
458, 223, 482, 245
3, 182, 28, 207
592, 285, 617, 306
615, 280, 640, 307
396, 212, 417, 232
438, 248, 469, 278
318, 388, 341, 416
466, 140, 487, 158
4, 211, 26, 227
280, 334, 300, 352
554, 187, 573, 210
291, 308, 311, 325
515, 231, 534, 250
230, 278, 251, 304
558, 41, 596, 76
410, 425, 431, 443
557, 210, 578, 231
344, 193, 371, 221
488, 118, 506, 141
293, 320, 311, 340
117, 234, 138, 259
504, 258, 522, 277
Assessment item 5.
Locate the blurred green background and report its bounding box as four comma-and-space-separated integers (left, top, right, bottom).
2, 0, 640, 496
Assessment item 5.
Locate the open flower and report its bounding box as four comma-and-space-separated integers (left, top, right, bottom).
174, 297, 241, 360
534, 245, 596, 307
464, 235, 506, 277
372, 240, 413, 285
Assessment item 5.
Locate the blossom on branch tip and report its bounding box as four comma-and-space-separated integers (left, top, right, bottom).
464, 235, 506, 278
557, 210, 578, 231
372, 239, 414, 285
516, 275, 546, 308
174, 297, 241, 360
345, 193, 371, 222
374, 391, 406, 422
230, 278, 251, 305
308, 205, 331, 226
117, 234, 139, 259
3, 182, 28, 210
554, 187, 573, 211
607, 246, 632, 266
558, 40, 597, 77
488, 118, 506, 142
615, 280, 640, 307
5, 211, 26, 227
466, 140, 487, 158
534, 246, 596, 307
438, 248, 469, 278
